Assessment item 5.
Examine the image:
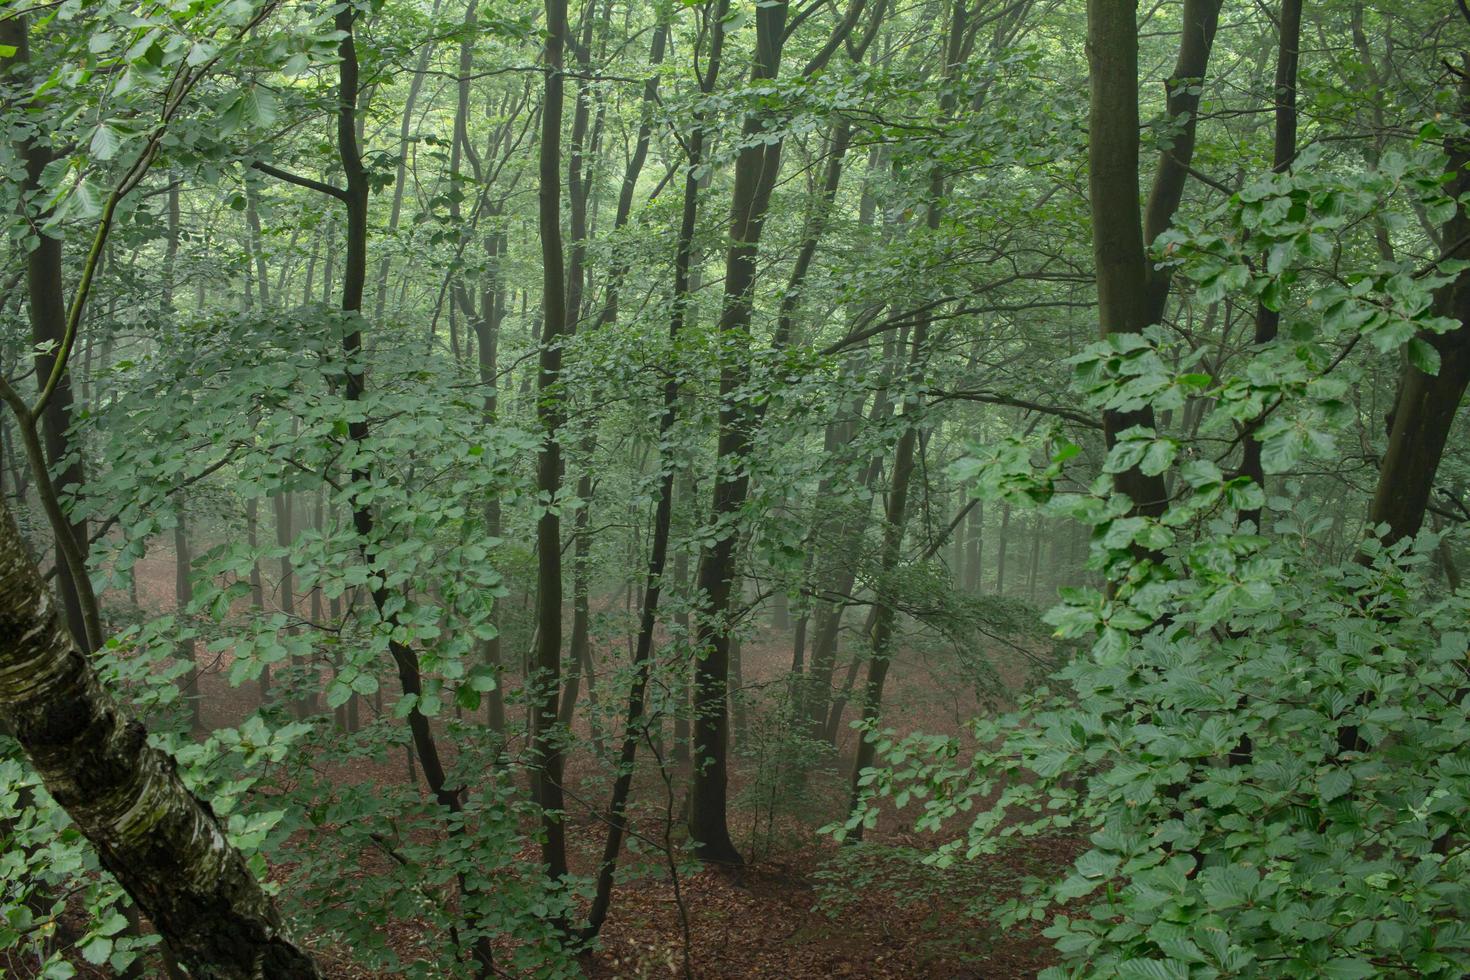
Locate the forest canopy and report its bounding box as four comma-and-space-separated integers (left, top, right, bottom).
1, 0, 1469, 976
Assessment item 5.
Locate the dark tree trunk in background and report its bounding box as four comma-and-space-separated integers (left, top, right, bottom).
996, 503, 1010, 593
966, 500, 983, 592
246, 497, 269, 701
533, 0, 572, 887
244, 184, 270, 308
373, 0, 441, 321
1, 16, 91, 653
1366, 63, 1470, 546
579, 9, 709, 912
1087, 0, 1221, 521
250, 11, 495, 970
1239, 0, 1302, 527
846, 0, 964, 838
273, 492, 308, 717
174, 499, 200, 732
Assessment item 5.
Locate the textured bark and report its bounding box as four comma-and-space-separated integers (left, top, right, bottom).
0, 501, 319, 978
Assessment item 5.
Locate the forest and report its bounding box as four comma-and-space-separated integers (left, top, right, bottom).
1, 0, 1468, 975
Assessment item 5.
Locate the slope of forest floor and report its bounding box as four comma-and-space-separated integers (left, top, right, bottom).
46, 552, 1077, 978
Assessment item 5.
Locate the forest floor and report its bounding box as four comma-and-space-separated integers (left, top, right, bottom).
50, 552, 1079, 978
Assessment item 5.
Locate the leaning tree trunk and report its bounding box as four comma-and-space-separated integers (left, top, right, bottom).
0, 500, 320, 978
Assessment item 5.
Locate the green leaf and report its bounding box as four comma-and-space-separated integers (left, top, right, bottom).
1116, 958, 1190, 980
1199, 865, 1258, 909
80, 937, 113, 965
86, 122, 118, 161
1408, 337, 1441, 376
1318, 767, 1352, 802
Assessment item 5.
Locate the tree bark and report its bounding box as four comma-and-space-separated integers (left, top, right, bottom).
1366, 62, 1470, 545
533, 0, 572, 886
0, 500, 320, 978
1087, 0, 1221, 519
689, 0, 795, 864
0, 15, 93, 652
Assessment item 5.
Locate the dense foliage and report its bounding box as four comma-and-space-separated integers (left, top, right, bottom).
1, 0, 1467, 976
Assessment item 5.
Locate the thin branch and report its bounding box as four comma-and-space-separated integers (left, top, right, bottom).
249, 161, 348, 201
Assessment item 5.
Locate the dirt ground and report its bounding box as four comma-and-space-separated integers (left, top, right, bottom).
47, 549, 1079, 978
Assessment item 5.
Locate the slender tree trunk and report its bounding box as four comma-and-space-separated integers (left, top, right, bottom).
1238, 0, 1302, 527
248, 11, 496, 971
532, 0, 572, 888
1027, 517, 1041, 601
578, 14, 718, 923
245, 497, 269, 702
1, 16, 93, 652
244, 183, 271, 308
174, 499, 200, 732
966, 499, 982, 592
690, 55, 780, 865
372, 0, 442, 320
996, 503, 1010, 594
845, 0, 965, 837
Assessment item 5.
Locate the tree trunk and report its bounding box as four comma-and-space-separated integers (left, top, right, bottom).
846, 0, 964, 838
532, 0, 572, 887
245, 497, 269, 702
1238, 0, 1302, 527
174, 499, 200, 732
372, 0, 442, 320
0, 16, 93, 653
1364, 64, 1470, 547
1087, 0, 1220, 521
0, 500, 320, 978
966, 499, 982, 592
996, 503, 1010, 593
